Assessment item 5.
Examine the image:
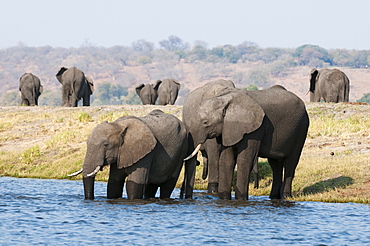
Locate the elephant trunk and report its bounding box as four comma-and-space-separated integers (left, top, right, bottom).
82, 146, 103, 200
83, 176, 95, 200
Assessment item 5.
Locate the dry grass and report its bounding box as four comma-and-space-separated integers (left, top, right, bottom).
0, 103, 369, 203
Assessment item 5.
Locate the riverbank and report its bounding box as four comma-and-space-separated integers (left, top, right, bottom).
0, 103, 369, 203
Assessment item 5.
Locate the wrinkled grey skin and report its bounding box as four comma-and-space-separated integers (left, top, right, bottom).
56, 67, 94, 107
309, 68, 350, 103
135, 83, 158, 105
181, 79, 236, 198
187, 85, 309, 200
155, 79, 181, 105
81, 110, 188, 200
19, 73, 43, 106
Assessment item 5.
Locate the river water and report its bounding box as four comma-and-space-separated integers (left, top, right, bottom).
1, 177, 369, 245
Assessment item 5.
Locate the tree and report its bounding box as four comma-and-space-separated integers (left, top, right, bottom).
295, 44, 332, 66
247, 69, 270, 88
159, 35, 189, 51
0, 92, 19, 106
93, 83, 128, 105
245, 84, 258, 91
121, 90, 142, 105
132, 39, 154, 52
357, 93, 370, 103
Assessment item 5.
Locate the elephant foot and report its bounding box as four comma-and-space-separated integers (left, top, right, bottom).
218, 191, 232, 200
126, 180, 145, 199
207, 183, 219, 194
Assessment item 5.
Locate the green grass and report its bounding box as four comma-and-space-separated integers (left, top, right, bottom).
0, 104, 369, 203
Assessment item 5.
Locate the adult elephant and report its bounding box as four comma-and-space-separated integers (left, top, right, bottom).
56, 67, 94, 107
309, 68, 350, 102
155, 79, 181, 105
19, 73, 43, 106
69, 110, 188, 200
181, 79, 236, 198
185, 85, 309, 200
135, 83, 158, 105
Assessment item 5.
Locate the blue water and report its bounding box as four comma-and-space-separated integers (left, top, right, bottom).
1, 177, 369, 245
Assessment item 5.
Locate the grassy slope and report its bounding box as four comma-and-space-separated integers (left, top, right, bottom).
0, 103, 369, 203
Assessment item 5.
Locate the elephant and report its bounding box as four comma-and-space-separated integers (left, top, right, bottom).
19, 73, 43, 106
135, 83, 158, 105
181, 79, 237, 198
69, 110, 188, 200
309, 68, 350, 103
184, 85, 309, 200
55, 67, 94, 107
154, 79, 181, 105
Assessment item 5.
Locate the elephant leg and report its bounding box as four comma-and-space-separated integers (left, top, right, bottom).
71, 95, 78, 107
281, 147, 304, 198
144, 184, 159, 198
125, 158, 151, 199
159, 177, 178, 199
82, 94, 90, 106
253, 158, 259, 189
126, 181, 146, 199
268, 158, 283, 199
206, 138, 221, 194
62, 85, 70, 106
218, 146, 236, 199
234, 138, 259, 200
107, 164, 127, 199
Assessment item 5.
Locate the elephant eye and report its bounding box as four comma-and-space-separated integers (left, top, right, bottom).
202, 120, 208, 126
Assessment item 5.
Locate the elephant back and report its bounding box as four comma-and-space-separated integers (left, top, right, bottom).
140, 110, 188, 182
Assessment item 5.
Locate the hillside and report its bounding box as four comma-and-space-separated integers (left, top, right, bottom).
0, 103, 369, 203
1, 44, 370, 106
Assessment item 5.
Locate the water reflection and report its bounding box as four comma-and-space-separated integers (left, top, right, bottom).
1, 177, 370, 245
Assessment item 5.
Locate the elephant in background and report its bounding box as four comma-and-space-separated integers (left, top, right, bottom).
56, 67, 94, 107
135, 83, 158, 105
19, 73, 43, 106
309, 68, 350, 102
69, 110, 188, 200
185, 85, 309, 200
155, 79, 181, 105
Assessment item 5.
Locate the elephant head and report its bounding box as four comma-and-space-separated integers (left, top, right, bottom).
196, 90, 265, 147
81, 116, 157, 200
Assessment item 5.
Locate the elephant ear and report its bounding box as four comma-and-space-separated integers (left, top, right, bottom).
56, 67, 68, 83
135, 83, 145, 95
310, 68, 318, 93
222, 91, 265, 146
154, 80, 162, 90
39, 85, 44, 94
172, 79, 181, 90
116, 118, 157, 169
85, 76, 94, 94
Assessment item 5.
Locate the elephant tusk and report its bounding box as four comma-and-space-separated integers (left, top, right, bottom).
184, 144, 202, 161
87, 166, 101, 177
68, 168, 83, 177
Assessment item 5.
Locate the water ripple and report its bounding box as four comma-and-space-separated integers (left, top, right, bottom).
1, 177, 370, 245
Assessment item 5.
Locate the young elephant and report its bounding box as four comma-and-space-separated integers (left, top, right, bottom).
70, 110, 188, 200
19, 73, 43, 106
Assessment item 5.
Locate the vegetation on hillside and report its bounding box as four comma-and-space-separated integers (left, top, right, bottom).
1, 36, 370, 106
